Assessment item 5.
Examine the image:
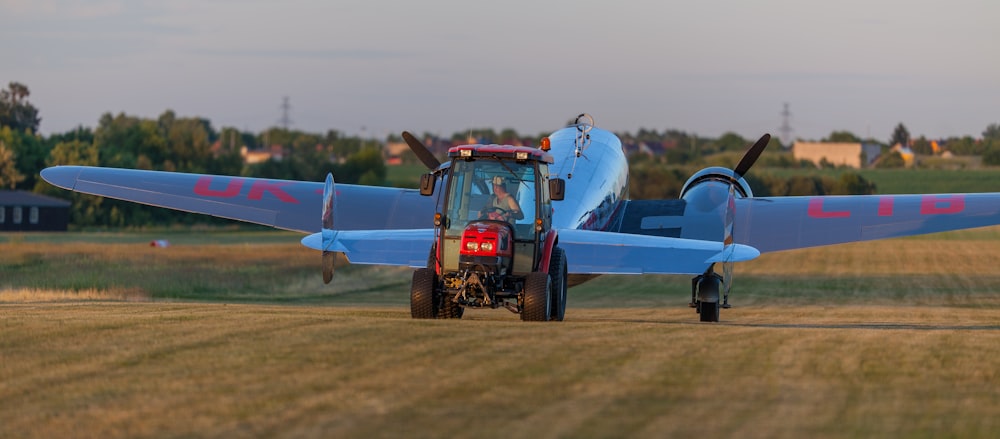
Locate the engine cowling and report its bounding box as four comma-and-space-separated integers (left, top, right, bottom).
679, 166, 753, 200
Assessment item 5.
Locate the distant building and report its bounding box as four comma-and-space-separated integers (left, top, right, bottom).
793, 142, 881, 168
890, 144, 916, 167
0, 191, 71, 231
240, 145, 285, 164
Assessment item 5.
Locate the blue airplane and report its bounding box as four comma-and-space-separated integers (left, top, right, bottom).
40, 114, 1000, 322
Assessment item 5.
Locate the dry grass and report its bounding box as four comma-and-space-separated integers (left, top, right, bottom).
2, 230, 1000, 438
1, 304, 997, 438
0, 287, 149, 302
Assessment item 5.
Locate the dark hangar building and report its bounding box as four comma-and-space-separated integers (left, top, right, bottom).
0, 191, 71, 232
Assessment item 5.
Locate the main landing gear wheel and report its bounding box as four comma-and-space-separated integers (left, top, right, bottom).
521, 272, 551, 322
696, 273, 722, 323
411, 268, 437, 319
699, 301, 720, 323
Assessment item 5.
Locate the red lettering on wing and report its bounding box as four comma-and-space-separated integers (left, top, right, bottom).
920, 194, 964, 214
878, 197, 894, 216
194, 176, 243, 198
248, 181, 299, 204
807, 198, 850, 218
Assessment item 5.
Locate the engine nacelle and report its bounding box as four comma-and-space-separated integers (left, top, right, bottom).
679, 167, 753, 214
679, 166, 753, 199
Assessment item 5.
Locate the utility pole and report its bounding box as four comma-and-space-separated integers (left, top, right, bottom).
779, 102, 793, 148
279, 96, 293, 130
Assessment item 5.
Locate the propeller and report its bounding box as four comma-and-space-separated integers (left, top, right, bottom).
722, 133, 770, 308
733, 133, 771, 178
321, 173, 336, 284
402, 131, 441, 170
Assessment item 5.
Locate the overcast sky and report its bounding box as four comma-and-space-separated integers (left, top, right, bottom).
2, 0, 998, 142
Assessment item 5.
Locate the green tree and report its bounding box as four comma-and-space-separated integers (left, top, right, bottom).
0, 125, 48, 189
0, 140, 26, 189
825, 130, 861, 143
982, 147, 1000, 166
834, 172, 876, 195
944, 136, 980, 155
158, 111, 216, 173
876, 151, 906, 168
890, 123, 910, 147
0, 82, 41, 133
716, 132, 747, 152
911, 136, 933, 155
785, 175, 824, 196
336, 148, 386, 185
983, 123, 1000, 141
94, 112, 168, 169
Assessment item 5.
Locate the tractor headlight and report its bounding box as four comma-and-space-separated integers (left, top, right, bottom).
480, 242, 494, 252
465, 241, 479, 252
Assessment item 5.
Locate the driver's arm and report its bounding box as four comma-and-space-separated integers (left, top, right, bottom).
506, 196, 524, 220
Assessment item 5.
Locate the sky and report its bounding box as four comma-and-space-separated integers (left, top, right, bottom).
2, 0, 998, 142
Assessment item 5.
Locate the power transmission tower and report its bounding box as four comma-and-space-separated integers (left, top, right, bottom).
278, 96, 293, 130
779, 103, 793, 147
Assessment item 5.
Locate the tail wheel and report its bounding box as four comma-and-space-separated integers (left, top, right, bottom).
521, 272, 551, 322
548, 247, 567, 321
411, 268, 437, 319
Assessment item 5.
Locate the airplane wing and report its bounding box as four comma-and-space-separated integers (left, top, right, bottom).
301, 229, 433, 268
40, 166, 434, 233
558, 228, 759, 275
613, 192, 1000, 254
735, 193, 1000, 253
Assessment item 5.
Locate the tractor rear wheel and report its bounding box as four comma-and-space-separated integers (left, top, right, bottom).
521, 272, 551, 322
548, 247, 567, 321
411, 268, 437, 319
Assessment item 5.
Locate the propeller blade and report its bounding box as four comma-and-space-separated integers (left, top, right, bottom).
721, 184, 736, 306
322, 173, 336, 284
322, 251, 335, 284
733, 133, 771, 178
402, 131, 441, 170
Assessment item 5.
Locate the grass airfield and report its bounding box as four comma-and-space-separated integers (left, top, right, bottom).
2, 230, 1000, 438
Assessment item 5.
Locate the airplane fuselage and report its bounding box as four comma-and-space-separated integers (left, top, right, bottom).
545, 126, 630, 233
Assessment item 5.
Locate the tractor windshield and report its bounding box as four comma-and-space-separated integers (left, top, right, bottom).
444, 158, 537, 240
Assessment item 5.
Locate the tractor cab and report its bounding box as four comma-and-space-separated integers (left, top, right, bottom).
441, 146, 552, 274
414, 144, 567, 321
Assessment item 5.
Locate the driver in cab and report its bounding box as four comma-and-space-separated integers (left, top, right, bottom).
481, 175, 523, 222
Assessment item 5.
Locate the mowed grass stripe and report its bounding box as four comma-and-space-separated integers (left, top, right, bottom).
3, 230, 1000, 437
1, 304, 999, 438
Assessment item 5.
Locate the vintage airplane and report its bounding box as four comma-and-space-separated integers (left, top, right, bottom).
40, 114, 1000, 322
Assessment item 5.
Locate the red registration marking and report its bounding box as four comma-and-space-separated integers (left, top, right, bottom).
194, 177, 300, 204
878, 197, 894, 216
194, 176, 242, 197
807, 198, 850, 218
808, 195, 966, 218
248, 181, 298, 203
920, 194, 964, 214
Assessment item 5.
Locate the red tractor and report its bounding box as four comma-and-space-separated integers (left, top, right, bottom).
411, 144, 567, 321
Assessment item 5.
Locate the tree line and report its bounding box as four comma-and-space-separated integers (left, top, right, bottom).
2, 80, 999, 228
